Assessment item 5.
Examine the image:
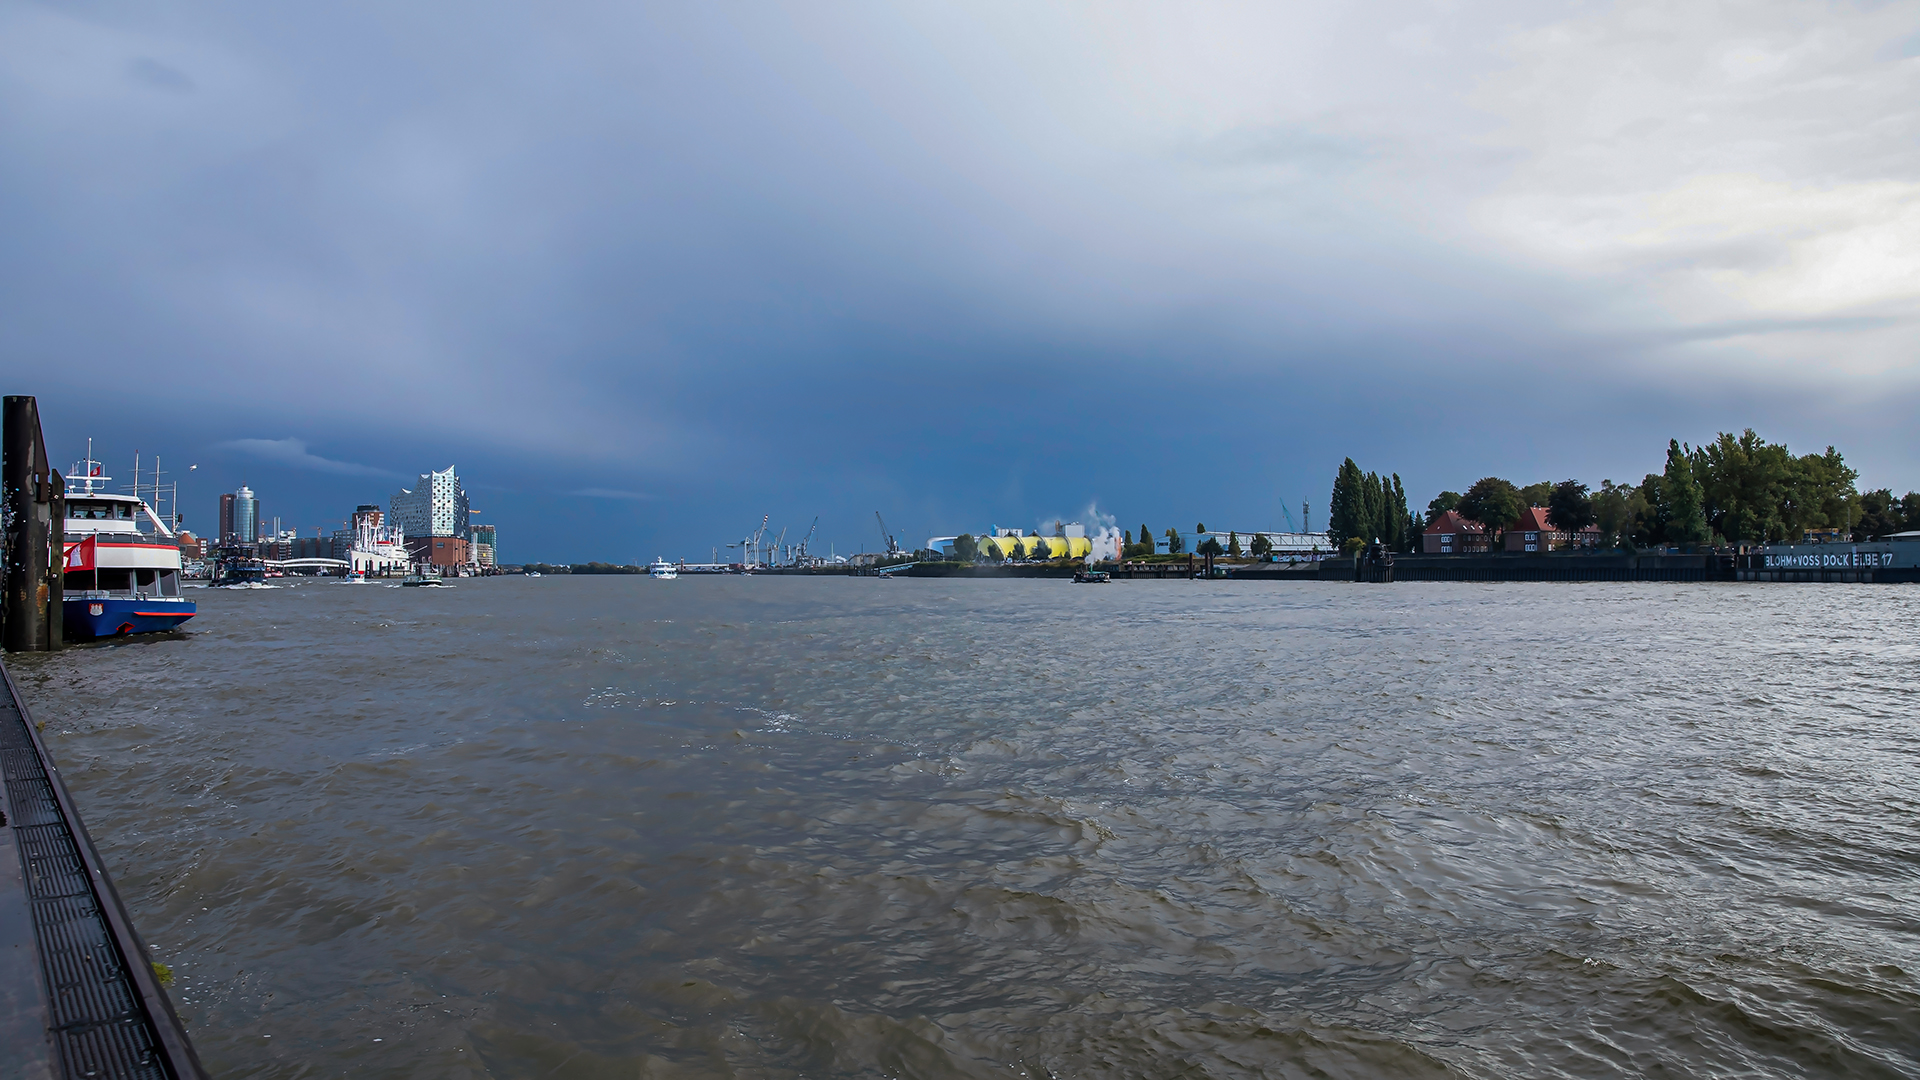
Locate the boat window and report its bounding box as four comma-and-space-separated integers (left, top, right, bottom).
117, 503, 136, 519
68, 502, 109, 519
158, 571, 179, 597
95, 569, 132, 593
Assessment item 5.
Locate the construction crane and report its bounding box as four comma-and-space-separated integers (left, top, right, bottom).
725, 514, 771, 566
795, 516, 819, 564
1277, 498, 1300, 534
875, 511, 901, 557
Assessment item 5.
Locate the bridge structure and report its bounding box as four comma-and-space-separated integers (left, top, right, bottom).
264, 557, 353, 573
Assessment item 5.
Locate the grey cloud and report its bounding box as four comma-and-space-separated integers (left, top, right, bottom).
128, 56, 195, 93
216, 438, 394, 476
568, 489, 652, 501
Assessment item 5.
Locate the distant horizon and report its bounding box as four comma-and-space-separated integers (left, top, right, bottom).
43, 415, 1911, 564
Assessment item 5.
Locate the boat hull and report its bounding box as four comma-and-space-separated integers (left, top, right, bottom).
63, 597, 197, 639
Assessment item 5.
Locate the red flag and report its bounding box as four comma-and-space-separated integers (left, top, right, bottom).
63, 536, 96, 572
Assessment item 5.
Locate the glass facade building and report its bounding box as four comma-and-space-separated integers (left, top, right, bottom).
230, 486, 258, 543
391, 467, 470, 541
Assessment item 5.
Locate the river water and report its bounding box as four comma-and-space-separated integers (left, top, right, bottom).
10, 577, 1920, 1078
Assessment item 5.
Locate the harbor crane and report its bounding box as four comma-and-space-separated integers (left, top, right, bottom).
789, 516, 820, 566
875, 511, 901, 557
726, 514, 771, 566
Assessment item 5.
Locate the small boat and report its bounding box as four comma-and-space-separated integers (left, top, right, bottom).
524, 570, 543, 578
401, 574, 450, 588
649, 558, 678, 580
215, 564, 275, 589
1073, 569, 1111, 583
60, 446, 198, 637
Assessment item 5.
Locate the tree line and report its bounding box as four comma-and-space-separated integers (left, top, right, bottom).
1344, 429, 1918, 553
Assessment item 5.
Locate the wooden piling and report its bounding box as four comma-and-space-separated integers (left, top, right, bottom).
3, 395, 62, 652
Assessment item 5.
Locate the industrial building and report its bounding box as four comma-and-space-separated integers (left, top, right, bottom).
928, 523, 1111, 562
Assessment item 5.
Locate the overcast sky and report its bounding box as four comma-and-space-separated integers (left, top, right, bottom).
4, 1, 1916, 560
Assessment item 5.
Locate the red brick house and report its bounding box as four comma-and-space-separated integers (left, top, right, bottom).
1422, 510, 1487, 554
1503, 507, 1602, 552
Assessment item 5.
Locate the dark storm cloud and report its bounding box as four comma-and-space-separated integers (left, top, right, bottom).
2, 1, 1917, 559
215, 438, 395, 477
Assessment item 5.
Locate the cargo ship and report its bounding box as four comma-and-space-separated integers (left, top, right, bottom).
60, 449, 197, 638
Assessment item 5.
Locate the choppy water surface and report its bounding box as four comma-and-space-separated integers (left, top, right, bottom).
12, 577, 1920, 1078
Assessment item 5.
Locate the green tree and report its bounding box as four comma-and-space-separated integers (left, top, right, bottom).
1591, 480, 1640, 549
1196, 522, 1206, 534
1249, 533, 1272, 558
1691, 429, 1792, 542
1854, 489, 1902, 541
953, 534, 979, 562
1546, 480, 1594, 545
1198, 536, 1225, 557
1388, 475, 1411, 551
1633, 473, 1667, 547
1662, 439, 1709, 547
1227, 531, 1243, 558
1457, 477, 1522, 551
1427, 491, 1462, 524
1519, 481, 1554, 508
1328, 459, 1412, 550
1328, 458, 1366, 547
1164, 527, 1185, 554
1791, 445, 1858, 539
1140, 524, 1152, 553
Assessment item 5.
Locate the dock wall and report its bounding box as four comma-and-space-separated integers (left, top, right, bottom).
0, 660, 206, 1079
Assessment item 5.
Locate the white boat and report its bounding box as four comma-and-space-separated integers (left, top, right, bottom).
60, 445, 198, 637
401, 574, 451, 588
649, 558, 678, 580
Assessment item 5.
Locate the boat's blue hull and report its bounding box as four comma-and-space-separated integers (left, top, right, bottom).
63, 597, 196, 639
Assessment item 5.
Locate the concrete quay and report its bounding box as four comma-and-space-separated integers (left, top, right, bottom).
0, 660, 205, 1079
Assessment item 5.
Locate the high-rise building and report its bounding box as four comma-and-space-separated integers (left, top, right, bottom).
471, 523, 496, 567
391, 467, 469, 541
224, 486, 259, 543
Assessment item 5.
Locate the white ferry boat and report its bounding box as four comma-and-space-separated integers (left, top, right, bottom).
61, 450, 197, 638
649, 558, 678, 579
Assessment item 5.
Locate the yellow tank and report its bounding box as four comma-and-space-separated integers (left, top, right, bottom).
974, 534, 1091, 560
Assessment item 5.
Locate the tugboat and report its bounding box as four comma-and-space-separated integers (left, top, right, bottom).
1073, 567, 1110, 583
60, 447, 198, 638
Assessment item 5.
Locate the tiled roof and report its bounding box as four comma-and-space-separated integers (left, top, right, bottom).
1423, 509, 1483, 534
1511, 506, 1553, 531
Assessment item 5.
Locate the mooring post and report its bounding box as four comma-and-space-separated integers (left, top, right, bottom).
3, 395, 59, 652
46, 468, 63, 649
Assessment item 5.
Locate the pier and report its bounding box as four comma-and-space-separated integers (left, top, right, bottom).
2, 395, 205, 1076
